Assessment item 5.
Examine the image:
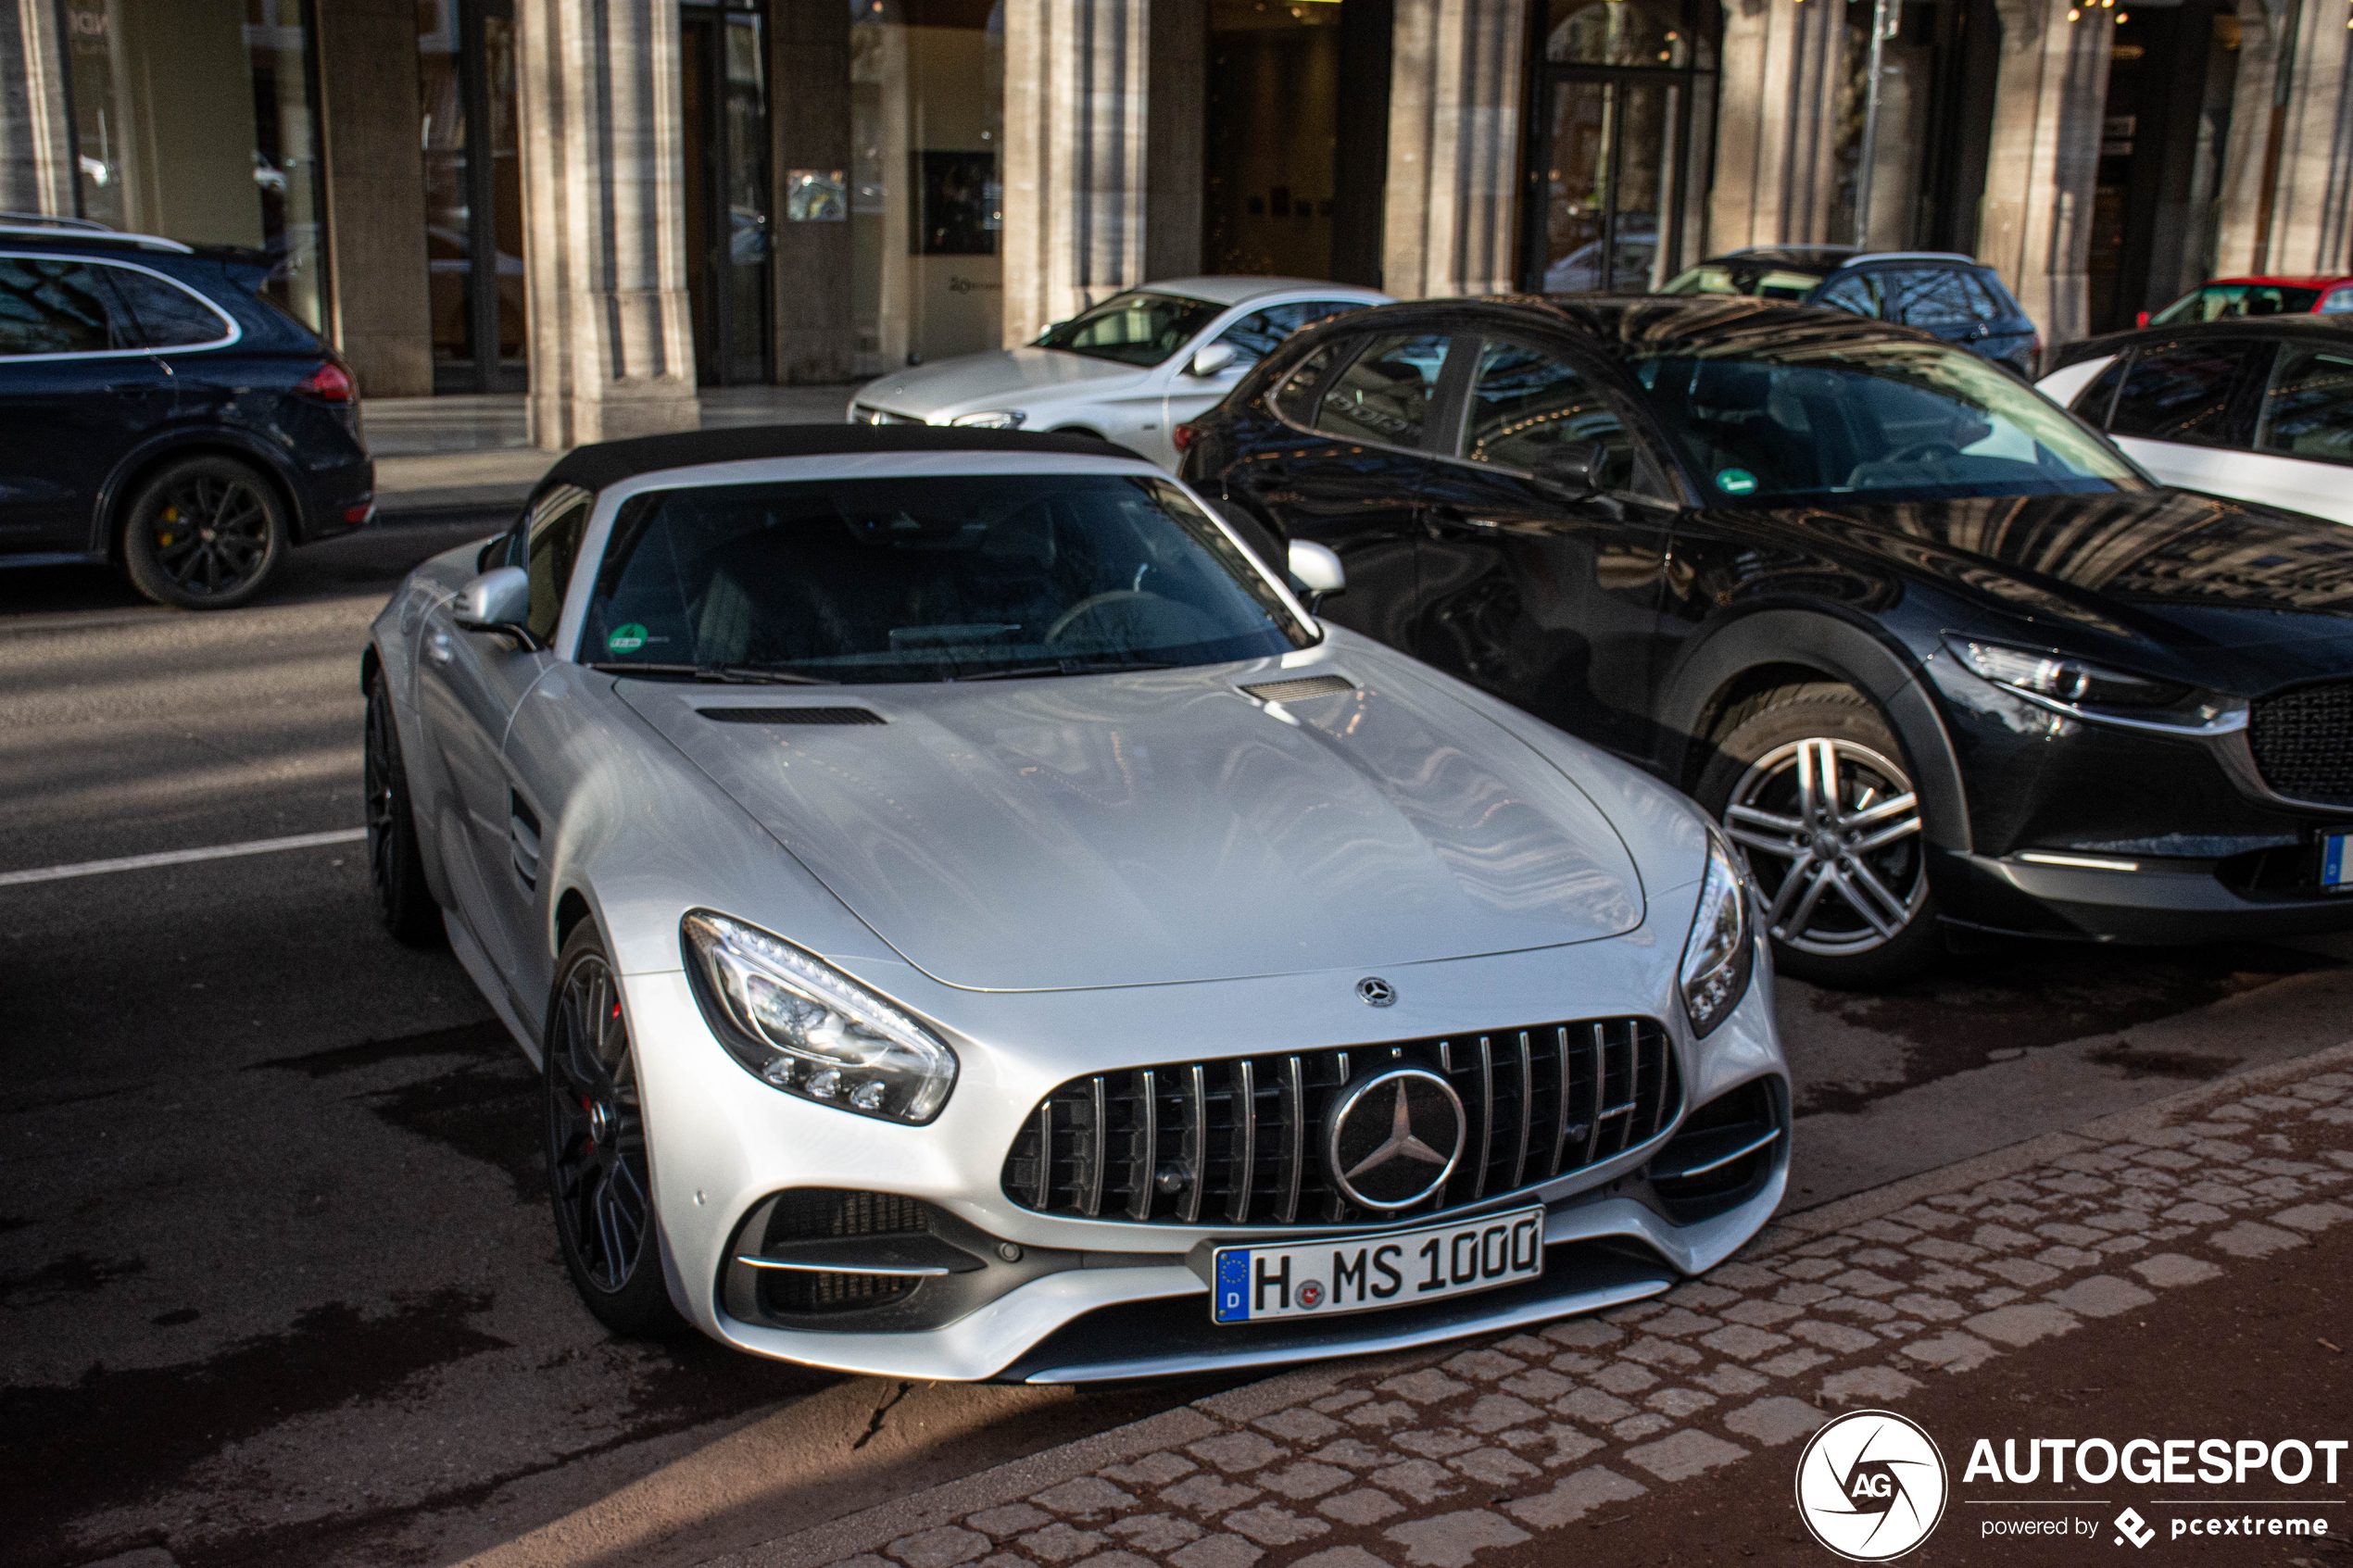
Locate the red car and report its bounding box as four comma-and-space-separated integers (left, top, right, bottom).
2141, 274, 2353, 328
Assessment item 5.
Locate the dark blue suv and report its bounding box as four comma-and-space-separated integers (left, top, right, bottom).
0, 220, 373, 608
1661, 247, 2043, 378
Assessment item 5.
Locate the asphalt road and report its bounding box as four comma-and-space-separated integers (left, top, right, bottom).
5, 525, 2350, 1568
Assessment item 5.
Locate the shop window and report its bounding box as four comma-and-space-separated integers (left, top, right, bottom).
58, 0, 329, 330
849, 0, 1004, 372
418, 0, 525, 393
1202, 0, 1342, 280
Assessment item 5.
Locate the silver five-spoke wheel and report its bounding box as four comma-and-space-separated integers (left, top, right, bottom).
1723, 735, 1927, 957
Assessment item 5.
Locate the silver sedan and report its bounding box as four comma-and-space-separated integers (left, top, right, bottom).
361, 425, 1789, 1382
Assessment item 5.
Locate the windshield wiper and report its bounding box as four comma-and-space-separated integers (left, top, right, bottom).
587, 661, 837, 685
950, 659, 1178, 682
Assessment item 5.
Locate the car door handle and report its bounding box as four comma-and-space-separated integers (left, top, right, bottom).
426, 630, 454, 665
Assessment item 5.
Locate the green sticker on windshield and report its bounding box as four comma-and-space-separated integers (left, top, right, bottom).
1716, 468, 1758, 495
606, 622, 648, 654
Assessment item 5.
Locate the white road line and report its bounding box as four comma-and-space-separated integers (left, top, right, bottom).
0, 827, 368, 887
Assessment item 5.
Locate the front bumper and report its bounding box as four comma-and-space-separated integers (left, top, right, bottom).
622, 927, 1787, 1383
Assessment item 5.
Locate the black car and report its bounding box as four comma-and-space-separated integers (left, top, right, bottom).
0, 222, 373, 608
1181, 295, 2353, 986
1661, 247, 2042, 378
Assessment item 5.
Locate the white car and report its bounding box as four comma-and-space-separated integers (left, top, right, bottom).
2038, 318, 2353, 526
847, 278, 1390, 470
361, 423, 1789, 1383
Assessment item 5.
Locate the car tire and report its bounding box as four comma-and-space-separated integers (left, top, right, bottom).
1696, 682, 1941, 989
364, 667, 443, 948
120, 455, 290, 610
546, 922, 688, 1338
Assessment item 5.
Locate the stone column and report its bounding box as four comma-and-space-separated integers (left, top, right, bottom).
1382, 0, 1523, 297
1001, 0, 1151, 345
316, 0, 434, 397
1709, 0, 1853, 250
516, 0, 699, 449
1979, 0, 2108, 348
2217, 0, 2353, 275
0, 0, 72, 215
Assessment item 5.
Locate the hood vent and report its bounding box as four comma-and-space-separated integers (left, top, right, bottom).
698, 707, 886, 726
1238, 673, 1355, 704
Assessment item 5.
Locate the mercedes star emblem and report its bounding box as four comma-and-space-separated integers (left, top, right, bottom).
1325, 1067, 1466, 1210
1356, 975, 1396, 1007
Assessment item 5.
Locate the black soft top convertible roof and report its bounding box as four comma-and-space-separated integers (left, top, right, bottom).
538, 424, 1142, 494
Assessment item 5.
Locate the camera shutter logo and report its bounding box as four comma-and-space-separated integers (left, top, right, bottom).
2113, 1507, 2155, 1549
1794, 1409, 1948, 1561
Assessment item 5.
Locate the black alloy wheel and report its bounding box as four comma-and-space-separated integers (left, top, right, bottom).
546, 925, 686, 1336
1697, 683, 1942, 989
364, 669, 444, 947
121, 455, 289, 610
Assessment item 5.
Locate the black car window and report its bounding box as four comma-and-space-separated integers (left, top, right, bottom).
1214, 300, 1364, 368
102, 265, 231, 347
1634, 338, 2137, 502
581, 474, 1315, 679
2072, 355, 2130, 427
1461, 338, 1649, 492
0, 257, 137, 356
1973, 270, 2025, 320
1272, 342, 1341, 425
1033, 291, 1223, 368
1813, 274, 1883, 319
1314, 332, 1451, 448
525, 489, 594, 645
2107, 341, 2264, 445
2255, 345, 2353, 464
1886, 269, 1980, 327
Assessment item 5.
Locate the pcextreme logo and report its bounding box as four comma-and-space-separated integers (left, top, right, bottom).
1795, 1410, 1951, 1561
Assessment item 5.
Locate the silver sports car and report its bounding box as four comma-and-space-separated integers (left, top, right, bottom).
363, 426, 1789, 1382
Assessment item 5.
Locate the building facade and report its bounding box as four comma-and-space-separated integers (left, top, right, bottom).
2, 0, 2347, 446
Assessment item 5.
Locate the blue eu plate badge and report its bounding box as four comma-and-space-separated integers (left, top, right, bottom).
2324, 832, 2353, 892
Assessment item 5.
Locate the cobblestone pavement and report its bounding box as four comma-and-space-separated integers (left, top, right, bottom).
725, 1048, 2353, 1568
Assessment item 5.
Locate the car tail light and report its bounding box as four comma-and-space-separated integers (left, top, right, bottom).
296, 360, 356, 405
1173, 422, 1196, 451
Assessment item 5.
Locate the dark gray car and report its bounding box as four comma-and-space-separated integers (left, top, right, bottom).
1660, 246, 2041, 377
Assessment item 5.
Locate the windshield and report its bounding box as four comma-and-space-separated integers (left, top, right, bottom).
1661, 263, 1830, 301
2150, 282, 2322, 324
580, 474, 1315, 683
1634, 339, 2143, 504
1033, 291, 1224, 366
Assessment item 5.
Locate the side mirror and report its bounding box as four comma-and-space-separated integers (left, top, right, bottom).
1531, 440, 1603, 495
1189, 341, 1240, 379
451, 566, 540, 648
1286, 539, 1346, 612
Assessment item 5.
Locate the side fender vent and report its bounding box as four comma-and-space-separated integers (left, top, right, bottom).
1238, 674, 1355, 704
698, 707, 887, 726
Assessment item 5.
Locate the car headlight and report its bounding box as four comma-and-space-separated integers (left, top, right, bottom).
681, 910, 957, 1123
1680, 827, 1755, 1039
950, 409, 1026, 429
1945, 636, 2188, 708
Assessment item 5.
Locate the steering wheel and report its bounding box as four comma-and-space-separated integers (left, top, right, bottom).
1047, 590, 1163, 643
1884, 440, 1960, 467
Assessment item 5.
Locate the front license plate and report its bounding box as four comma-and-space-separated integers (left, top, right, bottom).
2322, 832, 2353, 893
1211, 1207, 1544, 1324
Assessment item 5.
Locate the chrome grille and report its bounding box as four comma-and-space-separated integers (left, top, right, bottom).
1000, 1019, 1678, 1227
2249, 682, 2353, 803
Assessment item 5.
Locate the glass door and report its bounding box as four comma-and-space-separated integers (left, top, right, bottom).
1521, 0, 1711, 294
417, 0, 524, 394
681, 0, 774, 385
